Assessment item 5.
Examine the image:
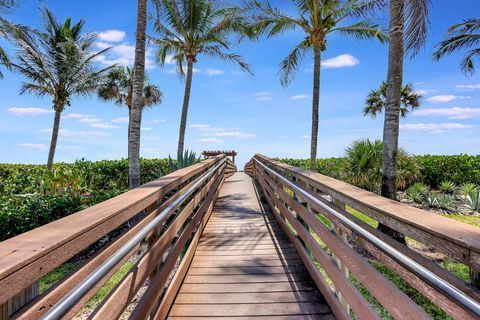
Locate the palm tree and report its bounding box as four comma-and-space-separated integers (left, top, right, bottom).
364, 81, 421, 118
0, 0, 19, 78
129, 0, 148, 189
11, 8, 111, 170
98, 66, 162, 142
380, 0, 429, 243
248, 0, 388, 171
151, 0, 252, 156
433, 18, 480, 75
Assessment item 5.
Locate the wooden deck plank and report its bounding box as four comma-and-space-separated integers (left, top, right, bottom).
166, 172, 332, 318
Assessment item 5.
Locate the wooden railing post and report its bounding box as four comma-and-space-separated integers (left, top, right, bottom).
330, 196, 351, 315
470, 268, 480, 289
0, 282, 39, 320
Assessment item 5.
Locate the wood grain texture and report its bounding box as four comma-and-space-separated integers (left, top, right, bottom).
165, 172, 332, 319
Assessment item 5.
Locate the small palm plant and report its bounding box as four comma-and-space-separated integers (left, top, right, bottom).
467, 190, 480, 211
11, 8, 112, 169
459, 182, 478, 196
434, 18, 480, 75
98, 66, 162, 139
364, 81, 422, 118
406, 182, 430, 203
151, 0, 252, 156
439, 181, 457, 194
163, 149, 201, 175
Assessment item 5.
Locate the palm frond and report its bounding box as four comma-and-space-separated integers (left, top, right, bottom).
278, 37, 310, 87
333, 20, 388, 43
404, 0, 431, 56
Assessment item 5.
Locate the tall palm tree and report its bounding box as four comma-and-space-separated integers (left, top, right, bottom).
0, 0, 19, 78
11, 8, 111, 169
248, 0, 388, 171
98, 66, 162, 142
433, 18, 480, 75
129, 0, 148, 189
364, 81, 421, 118
151, 0, 252, 156
380, 0, 429, 243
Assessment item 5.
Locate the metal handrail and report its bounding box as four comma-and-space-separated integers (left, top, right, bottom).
41, 158, 226, 320
254, 157, 480, 317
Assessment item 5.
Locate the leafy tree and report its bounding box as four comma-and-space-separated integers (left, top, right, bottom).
11, 8, 111, 169
152, 0, 252, 156
433, 18, 480, 75
247, 0, 387, 171
364, 81, 421, 118
98, 66, 162, 142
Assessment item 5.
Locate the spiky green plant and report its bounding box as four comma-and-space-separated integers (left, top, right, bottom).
467, 190, 480, 211
439, 181, 457, 194
459, 182, 478, 196
406, 182, 430, 203
163, 149, 201, 174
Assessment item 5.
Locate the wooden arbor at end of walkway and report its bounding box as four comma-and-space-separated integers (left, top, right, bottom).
202, 150, 237, 163
0, 153, 479, 319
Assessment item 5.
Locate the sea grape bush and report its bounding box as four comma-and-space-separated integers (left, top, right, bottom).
0, 158, 171, 240
278, 154, 480, 189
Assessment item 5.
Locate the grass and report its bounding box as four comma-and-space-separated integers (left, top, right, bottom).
39, 260, 134, 313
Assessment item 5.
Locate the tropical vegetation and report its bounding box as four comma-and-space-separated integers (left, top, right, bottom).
151, 0, 252, 156
0, 0, 19, 78
247, 0, 388, 171
10, 8, 112, 170
364, 81, 422, 118
434, 18, 480, 74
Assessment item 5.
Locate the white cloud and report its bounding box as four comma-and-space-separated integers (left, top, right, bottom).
426, 95, 471, 103
322, 54, 359, 69
198, 138, 223, 144
206, 68, 225, 76
300, 135, 310, 139
413, 107, 480, 120
414, 89, 437, 95
96, 30, 126, 42
456, 84, 480, 90
17, 143, 47, 151
400, 123, 474, 133
142, 127, 153, 131
291, 94, 309, 100
78, 118, 101, 124
65, 113, 96, 119
90, 122, 119, 129
255, 91, 272, 101
150, 119, 166, 124
209, 131, 255, 139
112, 117, 129, 123
41, 128, 108, 138
8, 107, 53, 116
95, 43, 156, 70
190, 124, 212, 130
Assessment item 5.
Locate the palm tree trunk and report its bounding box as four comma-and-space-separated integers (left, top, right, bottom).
128, 0, 147, 189
379, 0, 406, 244
309, 45, 321, 171
177, 58, 194, 156
47, 108, 61, 170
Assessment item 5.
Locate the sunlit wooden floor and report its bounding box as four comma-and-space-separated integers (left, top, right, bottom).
167, 172, 333, 319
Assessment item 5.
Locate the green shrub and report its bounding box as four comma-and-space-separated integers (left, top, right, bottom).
414, 155, 480, 187
466, 190, 480, 211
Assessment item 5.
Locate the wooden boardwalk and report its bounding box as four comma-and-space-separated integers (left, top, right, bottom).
167, 172, 333, 319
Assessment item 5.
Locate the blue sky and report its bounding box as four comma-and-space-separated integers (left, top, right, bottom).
0, 0, 479, 167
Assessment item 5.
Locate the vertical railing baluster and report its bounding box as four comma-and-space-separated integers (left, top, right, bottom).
0, 282, 39, 320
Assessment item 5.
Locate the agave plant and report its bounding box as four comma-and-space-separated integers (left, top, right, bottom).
163, 149, 201, 174
439, 181, 457, 194
466, 190, 480, 211
406, 182, 430, 203
459, 182, 478, 196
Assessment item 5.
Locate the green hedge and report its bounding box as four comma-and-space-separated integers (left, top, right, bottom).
278, 155, 480, 188
0, 158, 171, 240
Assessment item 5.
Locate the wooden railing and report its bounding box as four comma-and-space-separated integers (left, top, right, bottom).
0, 155, 236, 320
247, 154, 480, 320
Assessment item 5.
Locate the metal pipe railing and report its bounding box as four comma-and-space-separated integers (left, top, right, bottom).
254, 157, 480, 317
41, 158, 226, 320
